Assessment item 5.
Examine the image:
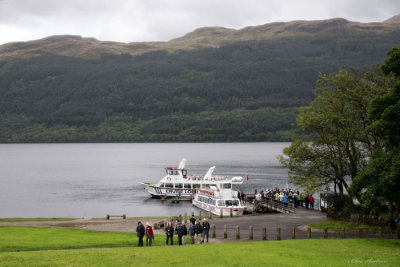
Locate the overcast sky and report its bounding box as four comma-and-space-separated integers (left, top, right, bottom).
0, 0, 399, 45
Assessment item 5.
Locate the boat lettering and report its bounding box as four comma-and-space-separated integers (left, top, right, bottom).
165, 189, 194, 194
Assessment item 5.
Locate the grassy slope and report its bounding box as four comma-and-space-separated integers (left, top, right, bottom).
0, 218, 76, 222
309, 218, 380, 230
0, 239, 399, 266
0, 226, 399, 266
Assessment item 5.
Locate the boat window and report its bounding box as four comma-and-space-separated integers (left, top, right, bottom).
213, 199, 216, 205
168, 170, 173, 175
233, 200, 239, 206
160, 183, 164, 187
165, 183, 173, 188
182, 169, 187, 178
223, 183, 231, 189
184, 183, 191, 189
193, 184, 200, 189
211, 184, 216, 187
174, 170, 178, 175
218, 200, 225, 206
175, 183, 183, 188
226, 200, 233, 206
202, 184, 210, 189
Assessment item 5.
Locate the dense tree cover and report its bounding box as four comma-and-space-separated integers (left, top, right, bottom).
350, 48, 400, 227
0, 31, 400, 142
279, 68, 396, 194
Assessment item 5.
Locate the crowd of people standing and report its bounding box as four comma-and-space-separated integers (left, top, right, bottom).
248, 188, 315, 209
136, 216, 211, 247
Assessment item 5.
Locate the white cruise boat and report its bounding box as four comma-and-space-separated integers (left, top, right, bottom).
192, 177, 245, 216
141, 159, 244, 201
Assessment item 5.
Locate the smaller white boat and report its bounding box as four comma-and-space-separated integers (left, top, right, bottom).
192, 176, 245, 216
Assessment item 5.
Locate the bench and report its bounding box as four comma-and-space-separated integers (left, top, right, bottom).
106, 214, 126, 220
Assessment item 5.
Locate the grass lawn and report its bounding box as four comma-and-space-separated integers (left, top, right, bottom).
309, 218, 381, 230
0, 226, 187, 252
0, 239, 399, 266
0, 218, 77, 222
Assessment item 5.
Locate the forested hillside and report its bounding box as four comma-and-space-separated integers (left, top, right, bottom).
1, 27, 400, 142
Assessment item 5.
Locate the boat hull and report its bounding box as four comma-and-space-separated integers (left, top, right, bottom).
192, 198, 244, 216
144, 184, 196, 200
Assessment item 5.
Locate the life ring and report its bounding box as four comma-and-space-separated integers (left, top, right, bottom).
166, 177, 171, 181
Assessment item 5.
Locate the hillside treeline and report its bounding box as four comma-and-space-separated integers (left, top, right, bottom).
1, 31, 400, 142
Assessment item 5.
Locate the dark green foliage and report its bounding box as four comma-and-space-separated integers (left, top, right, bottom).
1, 32, 400, 142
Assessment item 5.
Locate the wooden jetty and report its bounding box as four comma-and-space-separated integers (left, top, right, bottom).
254, 197, 295, 213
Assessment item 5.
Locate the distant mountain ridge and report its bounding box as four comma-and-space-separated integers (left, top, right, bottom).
1, 15, 400, 60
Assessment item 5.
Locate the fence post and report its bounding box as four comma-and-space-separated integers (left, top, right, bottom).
220, 209, 223, 218
208, 210, 212, 219
341, 227, 346, 239
199, 211, 202, 220
179, 214, 182, 223
262, 227, 267, 240
307, 227, 311, 238
291, 227, 296, 239
277, 227, 281, 240
184, 213, 187, 223
236, 225, 240, 239
211, 225, 216, 238
224, 225, 227, 239
323, 228, 328, 239
230, 208, 233, 217
359, 228, 363, 238
249, 226, 253, 240
378, 227, 382, 238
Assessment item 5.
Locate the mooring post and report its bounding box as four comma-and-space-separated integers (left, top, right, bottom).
123, 214, 126, 219
277, 227, 281, 240
291, 227, 296, 239
199, 211, 202, 220
323, 228, 328, 239
208, 210, 212, 219
236, 225, 240, 239
262, 227, 267, 240
359, 228, 363, 238
211, 225, 216, 238
342, 227, 346, 238
106, 214, 110, 220
249, 226, 253, 240
179, 214, 182, 222
307, 227, 311, 238
184, 212, 187, 223
230, 208, 233, 217
224, 225, 227, 239
220, 209, 223, 218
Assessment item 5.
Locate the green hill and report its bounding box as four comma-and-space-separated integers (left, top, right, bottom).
1, 17, 400, 142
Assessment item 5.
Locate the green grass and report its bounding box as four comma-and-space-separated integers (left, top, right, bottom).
0, 218, 77, 222
0, 239, 399, 266
309, 218, 381, 230
0, 226, 185, 252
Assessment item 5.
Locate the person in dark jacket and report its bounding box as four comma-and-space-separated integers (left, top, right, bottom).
175, 221, 185, 245
190, 214, 196, 225
201, 218, 210, 243
194, 220, 202, 244
188, 222, 196, 244
165, 221, 174, 246
136, 221, 145, 247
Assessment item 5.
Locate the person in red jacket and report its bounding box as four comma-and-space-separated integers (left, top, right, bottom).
308, 194, 315, 209
145, 222, 155, 247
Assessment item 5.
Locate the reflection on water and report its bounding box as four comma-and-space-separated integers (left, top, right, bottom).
0, 143, 290, 218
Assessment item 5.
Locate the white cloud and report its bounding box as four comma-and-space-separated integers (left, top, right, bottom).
0, 0, 399, 45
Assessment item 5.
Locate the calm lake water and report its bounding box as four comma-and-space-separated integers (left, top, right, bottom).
0, 143, 290, 218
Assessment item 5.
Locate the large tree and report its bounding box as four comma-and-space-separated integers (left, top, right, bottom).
350, 48, 400, 227
280, 68, 396, 196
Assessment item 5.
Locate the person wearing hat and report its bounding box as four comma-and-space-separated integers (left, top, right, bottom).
136, 221, 145, 247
